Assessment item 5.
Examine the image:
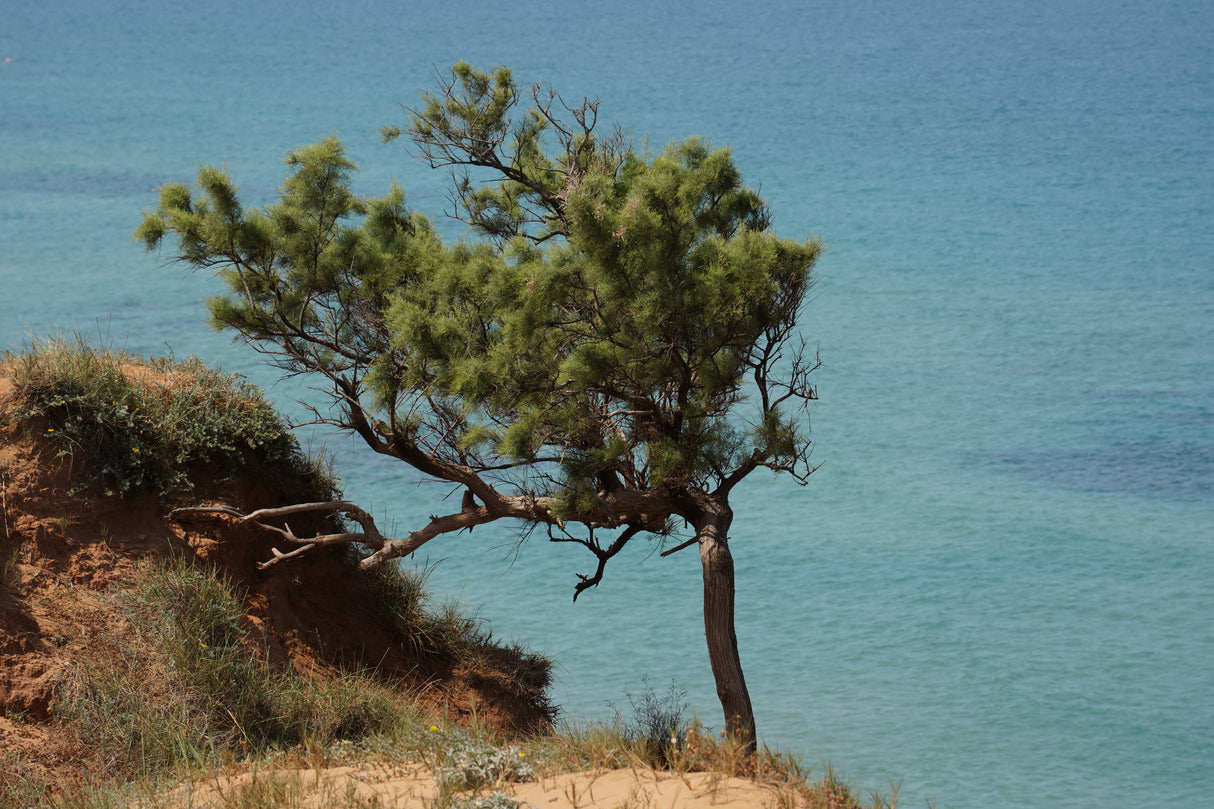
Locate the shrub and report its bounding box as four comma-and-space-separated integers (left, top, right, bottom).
4, 337, 319, 498
609, 678, 690, 768
434, 734, 534, 791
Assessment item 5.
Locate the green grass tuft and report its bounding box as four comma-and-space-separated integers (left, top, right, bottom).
55, 558, 421, 785
358, 555, 490, 662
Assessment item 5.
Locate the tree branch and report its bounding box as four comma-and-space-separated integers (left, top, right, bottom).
170, 501, 386, 569
169, 499, 502, 571
551, 524, 642, 601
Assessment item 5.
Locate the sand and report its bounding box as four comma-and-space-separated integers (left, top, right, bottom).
166, 763, 790, 809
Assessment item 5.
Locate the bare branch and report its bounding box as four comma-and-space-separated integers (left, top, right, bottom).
659, 536, 698, 558
550, 524, 642, 601
169, 499, 472, 571
170, 501, 388, 569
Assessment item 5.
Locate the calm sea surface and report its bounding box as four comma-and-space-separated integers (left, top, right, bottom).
3, 1, 1213, 806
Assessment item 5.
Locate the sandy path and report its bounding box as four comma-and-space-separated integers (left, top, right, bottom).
166, 763, 788, 809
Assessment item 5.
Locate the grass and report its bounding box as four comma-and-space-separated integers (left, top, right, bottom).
358, 553, 492, 663
16, 634, 901, 809
52, 558, 423, 787
3, 336, 332, 499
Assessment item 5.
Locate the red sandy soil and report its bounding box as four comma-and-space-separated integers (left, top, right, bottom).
0, 371, 551, 795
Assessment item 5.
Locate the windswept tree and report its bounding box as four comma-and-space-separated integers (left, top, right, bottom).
137, 63, 823, 750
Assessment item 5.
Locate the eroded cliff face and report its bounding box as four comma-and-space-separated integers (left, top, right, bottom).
0, 370, 553, 794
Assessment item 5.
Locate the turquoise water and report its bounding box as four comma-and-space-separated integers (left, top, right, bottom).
4, 1, 1213, 805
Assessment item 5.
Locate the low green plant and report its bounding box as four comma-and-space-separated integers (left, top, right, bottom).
434, 734, 534, 791
409, 725, 533, 809
4, 337, 320, 498
606, 678, 690, 769
453, 792, 521, 809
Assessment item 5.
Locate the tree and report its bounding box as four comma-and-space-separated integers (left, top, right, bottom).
137, 63, 823, 751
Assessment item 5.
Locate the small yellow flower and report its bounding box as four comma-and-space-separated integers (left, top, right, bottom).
429, 725, 439, 732
47, 427, 55, 433
200, 641, 209, 649
131, 447, 140, 453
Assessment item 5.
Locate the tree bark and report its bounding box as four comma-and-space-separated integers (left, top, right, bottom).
697, 507, 757, 754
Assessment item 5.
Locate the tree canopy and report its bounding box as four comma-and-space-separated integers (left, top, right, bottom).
137, 63, 823, 750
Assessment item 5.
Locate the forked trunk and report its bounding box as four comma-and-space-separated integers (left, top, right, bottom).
697, 508, 757, 754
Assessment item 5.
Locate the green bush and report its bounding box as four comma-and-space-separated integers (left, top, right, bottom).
4, 338, 315, 498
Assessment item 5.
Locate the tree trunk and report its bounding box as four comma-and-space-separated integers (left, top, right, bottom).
697, 508, 757, 754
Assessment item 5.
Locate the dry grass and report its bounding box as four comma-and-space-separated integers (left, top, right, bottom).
49, 558, 425, 786
24, 696, 901, 809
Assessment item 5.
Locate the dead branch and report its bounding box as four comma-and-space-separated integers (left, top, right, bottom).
170, 501, 388, 570
170, 493, 512, 571
550, 524, 642, 601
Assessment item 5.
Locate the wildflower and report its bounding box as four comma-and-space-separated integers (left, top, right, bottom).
430, 725, 439, 732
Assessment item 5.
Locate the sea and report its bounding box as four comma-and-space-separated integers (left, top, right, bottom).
2, 1, 1212, 805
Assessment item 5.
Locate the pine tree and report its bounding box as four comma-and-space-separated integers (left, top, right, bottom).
138, 63, 823, 750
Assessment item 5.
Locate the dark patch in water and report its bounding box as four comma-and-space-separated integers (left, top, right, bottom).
979, 442, 1214, 501
0, 169, 178, 198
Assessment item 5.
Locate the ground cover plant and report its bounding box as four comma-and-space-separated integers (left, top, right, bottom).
5, 337, 312, 499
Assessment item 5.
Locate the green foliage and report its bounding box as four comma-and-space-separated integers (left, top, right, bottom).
428, 729, 534, 791
452, 792, 523, 809
136, 138, 442, 386
406, 724, 533, 809
386, 61, 624, 245
138, 113, 819, 496
4, 338, 313, 498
